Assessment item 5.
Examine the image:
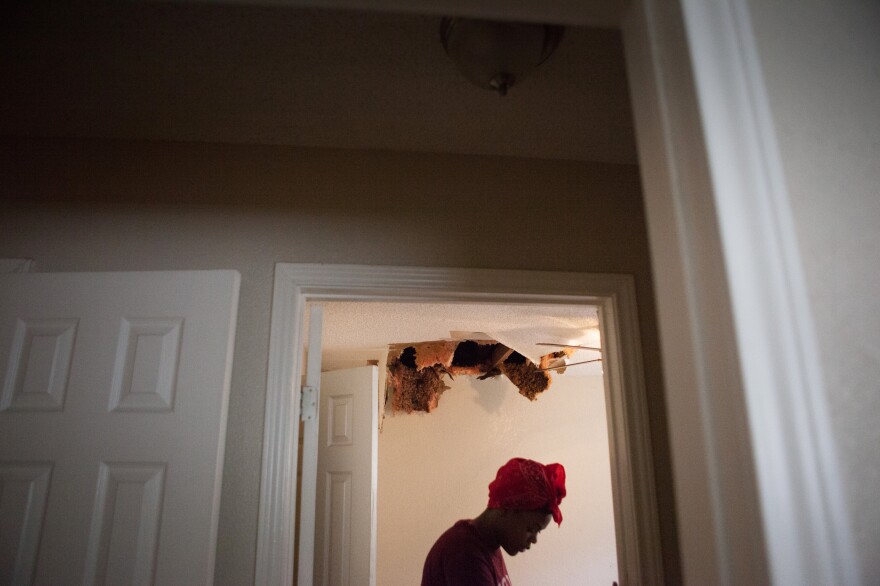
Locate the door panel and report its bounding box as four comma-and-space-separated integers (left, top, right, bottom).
0, 462, 52, 585
0, 271, 239, 585
315, 365, 378, 586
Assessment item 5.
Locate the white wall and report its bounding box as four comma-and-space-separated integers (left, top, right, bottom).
0, 137, 675, 584
744, 1, 880, 582
377, 373, 617, 585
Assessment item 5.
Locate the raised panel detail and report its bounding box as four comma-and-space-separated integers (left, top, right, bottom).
326, 395, 353, 447
83, 462, 166, 586
1, 318, 77, 411
108, 318, 183, 412
0, 462, 53, 585
323, 472, 352, 586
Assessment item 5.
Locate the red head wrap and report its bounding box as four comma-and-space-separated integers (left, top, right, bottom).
487, 458, 567, 525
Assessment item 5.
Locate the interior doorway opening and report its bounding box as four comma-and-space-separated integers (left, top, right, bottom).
256, 264, 662, 585
298, 299, 618, 585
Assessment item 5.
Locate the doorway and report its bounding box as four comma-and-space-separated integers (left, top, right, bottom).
312, 298, 618, 584
256, 263, 663, 585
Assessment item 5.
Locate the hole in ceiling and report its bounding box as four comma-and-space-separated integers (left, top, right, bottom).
386, 339, 578, 413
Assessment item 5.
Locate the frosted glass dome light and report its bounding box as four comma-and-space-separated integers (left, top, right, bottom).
440, 17, 564, 96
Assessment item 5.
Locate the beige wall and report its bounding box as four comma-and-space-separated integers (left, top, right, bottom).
745, 1, 880, 582
0, 136, 677, 584
378, 373, 616, 585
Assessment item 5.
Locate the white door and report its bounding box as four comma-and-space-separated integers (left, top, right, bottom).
297, 305, 378, 586
314, 365, 378, 586
0, 271, 240, 585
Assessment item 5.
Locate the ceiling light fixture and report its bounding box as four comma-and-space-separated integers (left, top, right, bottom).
440, 17, 564, 96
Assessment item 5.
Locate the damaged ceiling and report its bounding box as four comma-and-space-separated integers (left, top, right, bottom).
308, 300, 603, 414
386, 340, 577, 413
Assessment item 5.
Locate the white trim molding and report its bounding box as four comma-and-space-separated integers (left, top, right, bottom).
624, 0, 859, 584
255, 264, 664, 586
680, 1, 860, 584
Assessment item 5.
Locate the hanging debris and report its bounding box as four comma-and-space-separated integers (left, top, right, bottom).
497, 351, 550, 401
387, 346, 450, 413
386, 340, 574, 413
541, 348, 574, 373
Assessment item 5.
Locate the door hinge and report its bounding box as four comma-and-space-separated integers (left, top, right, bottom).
300, 386, 318, 422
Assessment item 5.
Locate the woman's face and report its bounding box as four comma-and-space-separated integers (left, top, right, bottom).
497, 509, 552, 556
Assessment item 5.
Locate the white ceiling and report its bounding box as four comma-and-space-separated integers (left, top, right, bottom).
1, 1, 637, 164
313, 300, 603, 377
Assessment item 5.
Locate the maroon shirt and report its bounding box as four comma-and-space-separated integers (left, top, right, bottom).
421, 520, 512, 586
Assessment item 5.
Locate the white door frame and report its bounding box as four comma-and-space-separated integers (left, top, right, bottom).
255, 264, 663, 585
623, 0, 857, 584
